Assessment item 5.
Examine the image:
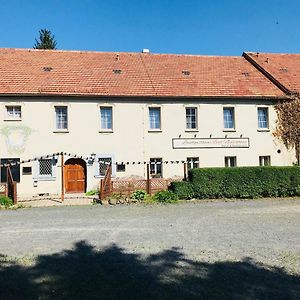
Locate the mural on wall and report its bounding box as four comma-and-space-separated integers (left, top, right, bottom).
0, 125, 33, 154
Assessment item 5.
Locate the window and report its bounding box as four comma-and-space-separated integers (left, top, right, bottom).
259, 156, 271, 166
257, 107, 269, 129
223, 107, 235, 130
150, 158, 162, 178
149, 107, 161, 130
116, 164, 126, 172
98, 157, 112, 176
100, 107, 113, 130
22, 167, 32, 175
186, 107, 197, 130
35, 158, 56, 179
187, 157, 199, 170
225, 156, 237, 167
0, 158, 20, 182
6, 106, 21, 120
55, 106, 68, 130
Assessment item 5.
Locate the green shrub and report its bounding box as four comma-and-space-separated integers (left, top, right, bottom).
172, 166, 300, 199
0, 196, 13, 208
132, 190, 148, 201
153, 190, 178, 203
170, 181, 195, 199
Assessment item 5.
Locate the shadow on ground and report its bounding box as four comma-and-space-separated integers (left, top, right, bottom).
0, 241, 299, 300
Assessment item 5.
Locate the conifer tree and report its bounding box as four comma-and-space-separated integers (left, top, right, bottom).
34, 29, 57, 50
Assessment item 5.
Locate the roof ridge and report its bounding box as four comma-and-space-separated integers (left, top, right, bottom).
0, 47, 241, 58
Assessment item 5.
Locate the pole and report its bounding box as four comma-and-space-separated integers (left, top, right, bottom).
61, 153, 64, 202
183, 162, 187, 181
146, 163, 150, 195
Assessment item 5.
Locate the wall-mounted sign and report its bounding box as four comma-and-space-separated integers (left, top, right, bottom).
172, 138, 250, 149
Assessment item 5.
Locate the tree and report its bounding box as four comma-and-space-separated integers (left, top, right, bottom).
274, 95, 300, 165
34, 29, 57, 50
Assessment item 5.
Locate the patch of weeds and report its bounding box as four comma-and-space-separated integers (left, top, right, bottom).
153, 190, 178, 204
132, 190, 148, 201
85, 190, 98, 196
0, 196, 13, 208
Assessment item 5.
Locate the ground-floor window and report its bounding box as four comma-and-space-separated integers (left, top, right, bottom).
259, 156, 271, 166
150, 158, 163, 178
98, 157, 112, 176
116, 163, 126, 172
0, 158, 20, 182
187, 157, 199, 170
225, 156, 237, 167
34, 158, 56, 180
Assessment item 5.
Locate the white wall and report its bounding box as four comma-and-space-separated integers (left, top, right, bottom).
0, 98, 295, 198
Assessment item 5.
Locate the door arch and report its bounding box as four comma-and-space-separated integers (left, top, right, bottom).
64, 158, 86, 193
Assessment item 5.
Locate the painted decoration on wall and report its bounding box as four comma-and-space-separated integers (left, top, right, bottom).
172, 138, 250, 149
1, 125, 33, 154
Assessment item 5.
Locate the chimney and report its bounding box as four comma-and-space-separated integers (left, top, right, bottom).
142, 49, 150, 53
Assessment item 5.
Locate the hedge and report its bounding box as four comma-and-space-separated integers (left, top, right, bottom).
170, 166, 300, 199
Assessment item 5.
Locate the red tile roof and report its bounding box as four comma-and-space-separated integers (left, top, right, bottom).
0, 48, 285, 98
244, 52, 300, 95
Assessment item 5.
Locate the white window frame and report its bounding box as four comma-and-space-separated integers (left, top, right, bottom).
54, 106, 68, 132
99, 106, 113, 132
5, 105, 22, 121
257, 107, 269, 131
225, 156, 237, 167
187, 157, 199, 170
148, 107, 162, 131
185, 107, 198, 131
94, 154, 115, 178
150, 157, 163, 178
33, 157, 57, 181
223, 106, 235, 131
259, 156, 271, 166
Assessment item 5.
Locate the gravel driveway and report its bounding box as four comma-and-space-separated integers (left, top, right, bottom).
0, 199, 299, 299
1, 199, 299, 270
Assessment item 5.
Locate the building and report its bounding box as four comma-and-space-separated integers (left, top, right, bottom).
0, 48, 296, 199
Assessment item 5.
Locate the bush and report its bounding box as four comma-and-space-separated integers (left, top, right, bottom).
132, 190, 148, 201
170, 181, 195, 199
153, 190, 178, 203
171, 166, 300, 199
0, 196, 13, 208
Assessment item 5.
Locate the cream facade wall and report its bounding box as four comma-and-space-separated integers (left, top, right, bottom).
0, 98, 296, 198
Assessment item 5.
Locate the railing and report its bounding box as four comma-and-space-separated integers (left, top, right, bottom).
0, 183, 7, 197
7, 166, 17, 204
112, 178, 171, 196
99, 165, 112, 201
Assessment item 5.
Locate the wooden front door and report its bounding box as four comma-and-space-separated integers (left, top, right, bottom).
64, 158, 86, 193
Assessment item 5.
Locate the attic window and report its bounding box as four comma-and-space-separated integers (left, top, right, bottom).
113, 69, 122, 74
279, 68, 288, 73
242, 72, 250, 77
182, 70, 190, 76
43, 67, 53, 72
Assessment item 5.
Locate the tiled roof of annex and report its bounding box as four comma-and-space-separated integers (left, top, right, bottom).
0, 48, 285, 98
244, 52, 300, 95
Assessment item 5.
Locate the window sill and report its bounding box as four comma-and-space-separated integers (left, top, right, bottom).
33, 177, 56, 181
4, 118, 22, 121
257, 129, 270, 132
53, 130, 69, 133
148, 129, 162, 133
185, 129, 199, 133
223, 129, 236, 132
99, 130, 114, 133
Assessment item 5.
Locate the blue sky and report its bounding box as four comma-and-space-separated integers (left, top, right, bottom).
0, 0, 299, 55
